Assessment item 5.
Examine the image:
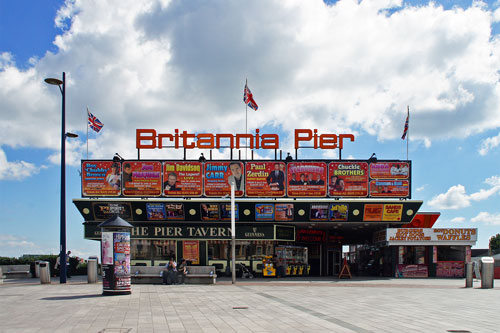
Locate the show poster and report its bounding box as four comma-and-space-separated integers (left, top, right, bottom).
275, 204, 294, 221
82, 161, 121, 196
165, 203, 185, 220
364, 204, 383, 221
93, 202, 132, 220
183, 240, 199, 265
245, 162, 286, 197
101, 232, 114, 265
329, 203, 349, 222
122, 161, 162, 197
287, 162, 328, 197
163, 162, 203, 197
113, 232, 131, 290
382, 204, 403, 221
220, 203, 239, 221
328, 162, 368, 197
369, 180, 410, 197
146, 203, 166, 221
200, 204, 219, 221
204, 161, 244, 197
255, 203, 275, 221
369, 162, 409, 179
310, 204, 329, 221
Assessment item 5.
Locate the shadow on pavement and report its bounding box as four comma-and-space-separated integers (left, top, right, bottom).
40, 294, 103, 301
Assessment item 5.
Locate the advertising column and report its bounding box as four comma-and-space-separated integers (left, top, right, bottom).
98, 215, 133, 296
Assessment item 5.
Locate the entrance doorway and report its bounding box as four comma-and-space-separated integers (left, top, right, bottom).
327, 249, 341, 276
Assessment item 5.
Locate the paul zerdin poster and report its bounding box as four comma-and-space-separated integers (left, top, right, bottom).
246, 162, 286, 197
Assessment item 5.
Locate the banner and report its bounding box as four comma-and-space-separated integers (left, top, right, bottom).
204, 161, 244, 197
328, 162, 368, 197
287, 162, 327, 197
369, 180, 410, 197
436, 261, 464, 278
370, 162, 409, 179
387, 228, 477, 244
122, 161, 162, 197
255, 204, 275, 221
183, 240, 199, 265
329, 203, 349, 221
275, 204, 294, 221
82, 161, 121, 196
246, 162, 286, 197
163, 162, 203, 197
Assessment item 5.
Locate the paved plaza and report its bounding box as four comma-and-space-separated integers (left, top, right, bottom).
0, 276, 499, 332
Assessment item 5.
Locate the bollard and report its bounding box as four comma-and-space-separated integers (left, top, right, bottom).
465, 262, 473, 288
39, 261, 51, 284
34, 261, 41, 278
87, 259, 98, 284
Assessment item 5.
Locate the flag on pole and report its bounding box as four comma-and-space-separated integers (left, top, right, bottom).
401, 107, 409, 140
243, 81, 258, 111
87, 108, 104, 133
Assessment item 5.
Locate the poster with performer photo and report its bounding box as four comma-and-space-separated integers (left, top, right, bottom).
287, 162, 327, 197
275, 204, 294, 221
122, 161, 162, 197
310, 204, 329, 221
82, 161, 122, 196
329, 203, 349, 222
255, 204, 275, 221
163, 161, 203, 197
245, 162, 286, 197
369, 180, 410, 197
328, 162, 369, 197
369, 162, 410, 179
113, 232, 131, 290
220, 203, 239, 221
200, 203, 219, 221
146, 203, 166, 221
165, 203, 185, 220
204, 161, 245, 197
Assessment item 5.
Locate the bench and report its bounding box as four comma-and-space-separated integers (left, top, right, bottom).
185, 266, 216, 284
0, 265, 32, 279
131, 266, 163, 284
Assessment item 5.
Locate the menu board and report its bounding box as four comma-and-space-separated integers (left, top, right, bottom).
200, 203, 219, 221
204, 162, 244, 197
255, 204, 275, 221
329, 203, 349, 222
275, 204, 294, 221
82, 161, 121, 196
287, 162, 327, 197
122, 161, 162, 197
246, 162, 286, 197
370, 162, 409, 179
370, 180, 410, 197
163, 162, 203, 197
328, 162, 368, 197
310, 204, 329, 221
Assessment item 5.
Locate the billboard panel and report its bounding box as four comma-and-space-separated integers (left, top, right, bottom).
328, 162, 368, 197
329, 203, 349, 222
82, 161, 121, 196
275, 204, 294, 221
369, 162, 409, 179
370, 180, 410, 197
287, 162, 327, 197
246, 162, 286, 197
122, 161, 162, 197
163, 161, 203, 197
204, 161, 244, 197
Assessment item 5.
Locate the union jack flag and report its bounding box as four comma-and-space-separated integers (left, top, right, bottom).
401, 107, 409, 140
243, 80, 258, 111
88, 108, 104, 133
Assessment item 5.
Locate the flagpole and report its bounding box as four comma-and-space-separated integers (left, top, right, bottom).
86, 107, 89, 159
406, 105, 409, 161
245, 78, 248, 160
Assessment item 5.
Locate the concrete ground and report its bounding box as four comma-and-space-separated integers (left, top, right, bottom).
0, 276, 498, 333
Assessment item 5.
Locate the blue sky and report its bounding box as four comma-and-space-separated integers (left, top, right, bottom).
1, 0, 500, 258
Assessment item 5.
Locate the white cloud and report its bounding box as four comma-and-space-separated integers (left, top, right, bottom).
0, 234, 39, 257
0, 148, 43, 180
428, 175, 500, 209
450, 217, 465, 223
1, 0, 500, 171
416, 184, 427, 192
471, 211, 500, 225
478, 132, 500, 155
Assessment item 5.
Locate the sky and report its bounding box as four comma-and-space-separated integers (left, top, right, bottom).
1, 0, 500, 258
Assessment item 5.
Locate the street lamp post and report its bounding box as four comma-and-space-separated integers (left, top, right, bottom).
45, 72, 77, 284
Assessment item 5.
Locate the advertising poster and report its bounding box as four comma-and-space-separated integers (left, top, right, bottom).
165, 203, 185, 220
329, 203, 349, 222
310, 204, 329, 221
287, 162, 328, 197
396, 264, 428, 278
93, 202, 132, 220
369, 180, 410, 197
122, 161, 162, 197
436, 261, 465, 278
200, 204, 219, 221
364, 204, 383, 221
113, 232, 131, 290
146, 203, 166, 221
382, 204, 403, 221
183, 241, 200, 265
204, 161, 245, 197
101, 232, 114, 265
82, 161, 121, 196
275, 204, 294, 221
328, 162, 369, 197
369, 162, 409, 179
245, 162, 286, 197
220, 203, 239, 221
255, 204, 275, 221
163, 161, 203, 197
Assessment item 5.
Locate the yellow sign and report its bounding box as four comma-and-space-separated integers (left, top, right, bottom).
383, 204, 403, 221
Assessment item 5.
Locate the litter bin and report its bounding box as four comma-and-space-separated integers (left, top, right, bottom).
34, 261, 41, 278
480, 257, 494, 289
39, 261, 51, 284
88, 259, 98, 284
465, 262, 473, 288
